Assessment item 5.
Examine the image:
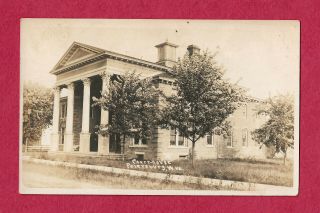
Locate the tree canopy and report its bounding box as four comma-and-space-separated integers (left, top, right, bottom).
252, 94, 294, 164
161, 51, 244, 164
93, 72, 161, 154
23, 82, 53, 145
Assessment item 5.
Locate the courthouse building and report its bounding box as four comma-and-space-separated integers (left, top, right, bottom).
50, 41, 270, 160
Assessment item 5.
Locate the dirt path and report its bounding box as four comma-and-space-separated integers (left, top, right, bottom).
21, 161, 212, 190
22, 166, 105, 189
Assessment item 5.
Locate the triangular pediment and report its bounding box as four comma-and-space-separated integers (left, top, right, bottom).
52, 42, 106, 71
66, 48, 94, 64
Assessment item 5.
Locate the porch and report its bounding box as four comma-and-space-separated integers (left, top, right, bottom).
51, 72, 123, 156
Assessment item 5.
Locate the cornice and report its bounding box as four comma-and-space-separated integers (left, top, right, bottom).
51, 52, 173, 76
50, 53, 107, 75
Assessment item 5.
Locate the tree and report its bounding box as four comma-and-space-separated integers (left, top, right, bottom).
252, 94, 294, 165
161, 51, 244, 166
23, 82, 53, 146
93, 72, 161, 159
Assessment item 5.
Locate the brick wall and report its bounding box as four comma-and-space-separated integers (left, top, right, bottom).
217, 102, 270, 159
148, 80, 219, 161
123, 131, 159, 160
144, 81, 269, 161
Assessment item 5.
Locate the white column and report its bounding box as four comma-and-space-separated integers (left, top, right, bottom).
64, 82, 75, 152
80, 78, 91, 153
98, 72, 110, 155
50, 86, 60, 151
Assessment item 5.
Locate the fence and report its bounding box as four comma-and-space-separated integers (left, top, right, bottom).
26, 145, 51, 152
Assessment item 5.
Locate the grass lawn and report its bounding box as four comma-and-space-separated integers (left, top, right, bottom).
25, 152, 293, 187
174, 158, 293, 187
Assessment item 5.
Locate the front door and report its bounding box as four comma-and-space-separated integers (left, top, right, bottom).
90, 133, 98, 152
109, 133, 121, 153
59, 127, 65, 151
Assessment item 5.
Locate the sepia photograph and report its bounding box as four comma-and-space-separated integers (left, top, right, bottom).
19, 19, 300, 195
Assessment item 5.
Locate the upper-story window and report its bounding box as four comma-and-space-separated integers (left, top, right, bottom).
242, 104, 247, 118
170, 127, 188, 147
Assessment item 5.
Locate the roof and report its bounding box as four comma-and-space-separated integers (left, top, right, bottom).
155, 41, 179, 48
243, 95, 267, 103
50, 42, 172, 75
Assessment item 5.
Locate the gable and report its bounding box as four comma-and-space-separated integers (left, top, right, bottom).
52, 42, 106, 71
51, 42, 171, 75
66, 47, 95, 64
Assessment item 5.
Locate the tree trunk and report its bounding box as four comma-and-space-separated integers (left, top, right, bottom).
121, 135, 125, 161
283, 152, 287, 165
191, 141, 195, 168
25, 137, 29, 153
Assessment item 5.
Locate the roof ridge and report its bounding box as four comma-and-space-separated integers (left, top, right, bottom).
72, 41, 106, 53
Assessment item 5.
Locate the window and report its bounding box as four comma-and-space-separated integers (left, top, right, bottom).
206, 134, 213, 146
178, 134, 184, 146
232, 130, 237, 146
132, 134, 147, 146
243, 104, 247, 118
169, 127, 187, 147
170, 128, 176, 146
60, 103, 67, 118
226, 135, 232, 147
134, 134, 140, 145
136, 154, 144, 160
242, 129, 248, 147
227, 130, 237, 147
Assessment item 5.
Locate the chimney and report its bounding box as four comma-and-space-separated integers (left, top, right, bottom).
155, 41, 178, 67
187, 44, 200, 56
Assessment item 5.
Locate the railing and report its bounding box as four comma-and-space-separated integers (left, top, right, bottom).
26, 145, 51, 152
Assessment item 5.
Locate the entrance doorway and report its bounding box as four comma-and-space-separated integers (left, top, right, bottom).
109, 133, 121, 153
59, 127, 65, 151
90, 133, 98, 152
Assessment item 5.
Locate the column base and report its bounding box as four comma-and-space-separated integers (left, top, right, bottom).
80, 133, 91, 153
64, 133, 74, 152
98, 134, 109, 155
50, 133, 60, 152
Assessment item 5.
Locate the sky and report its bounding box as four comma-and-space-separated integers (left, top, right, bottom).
21, 19, 300, 99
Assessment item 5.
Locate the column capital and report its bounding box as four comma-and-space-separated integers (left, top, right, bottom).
82, 78, 91, 86
53, 86, 61, 93
67, 82, 75, 90
100, 71, 111, 81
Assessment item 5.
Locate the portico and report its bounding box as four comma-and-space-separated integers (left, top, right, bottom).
51, 73, 110, 154
49, 41, 168, 156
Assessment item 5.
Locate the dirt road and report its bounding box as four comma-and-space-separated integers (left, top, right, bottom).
21, 161, 212, 190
